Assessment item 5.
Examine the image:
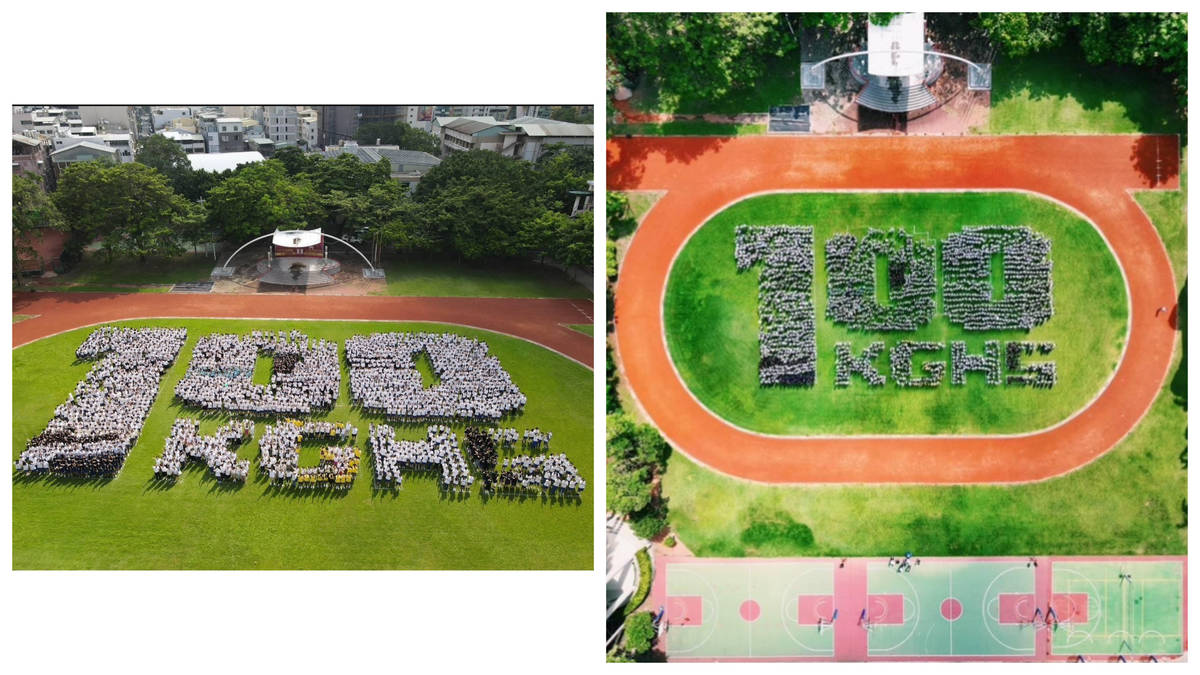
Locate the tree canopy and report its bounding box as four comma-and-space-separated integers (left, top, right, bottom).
547, 106, 591, 123
393, 149, 593, 264
354, 120, 440, 155
976, 12, 1187, 113
203, 160, 323, 243
13, 174, 63, 277
607, 12, 798, 109
52, 162, 197, 263
623, 612, 656, 655
135, 134, 192, 195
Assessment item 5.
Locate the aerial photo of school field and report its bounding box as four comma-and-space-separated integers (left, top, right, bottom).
12, 106, 595, 569
604, 12, 1186, 662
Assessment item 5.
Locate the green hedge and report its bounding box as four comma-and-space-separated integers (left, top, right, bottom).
624, 548, 653, 617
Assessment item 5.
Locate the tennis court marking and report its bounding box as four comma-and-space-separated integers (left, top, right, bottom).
1051, 562, 1185, 656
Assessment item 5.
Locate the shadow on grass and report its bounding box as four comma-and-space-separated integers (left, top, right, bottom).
1170, 279, 1186, 409
13, 471, 114, 490
990, 44, 1185, 137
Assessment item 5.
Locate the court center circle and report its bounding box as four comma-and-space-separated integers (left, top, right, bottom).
740, 599, 761, 622
941, 597, 963, 622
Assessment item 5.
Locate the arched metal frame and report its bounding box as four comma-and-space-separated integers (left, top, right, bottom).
222, 231, 377, 271
806, 49, 986, 76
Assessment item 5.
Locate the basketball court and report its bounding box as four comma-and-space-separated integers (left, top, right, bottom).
865, 559, 1035, 658
651, 555, 1186, 662
664, 560, 836, 659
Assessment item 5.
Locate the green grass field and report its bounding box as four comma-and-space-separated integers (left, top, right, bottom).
27, 249, 588, 299
374, 256, 590, 298
36, 250, 216, 292
660, 184, 1186, 558
988, 45, 1185, 136
12, 318, 591, 569
569, 324, 595, 336
623, 40, 1181, 137
610, 122, 765, 137
663, 192, 1127, 435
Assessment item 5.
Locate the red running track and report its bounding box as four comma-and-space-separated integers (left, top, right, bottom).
11, 292, 594, 368
609, 134, 1180, 483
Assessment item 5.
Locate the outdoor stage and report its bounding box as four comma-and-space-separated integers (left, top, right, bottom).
255, 256, 341, 287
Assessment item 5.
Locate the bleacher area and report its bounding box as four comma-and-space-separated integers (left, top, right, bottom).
856, 76, 938, 114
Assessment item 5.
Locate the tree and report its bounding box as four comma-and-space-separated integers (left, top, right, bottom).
407, 150, 546, 259
520, 210, 592, 267
359, 180, 409, 263
307, 153, 391, 196
607, 12, 797, 109
976, 12, 1187, 115
551, 211, 593, 268
606, 345, 621, 413
50, 162, 194, 264
175, 166, 230, 204
13, 174, 64, 281
607, 192, 637, 240
536, 144, 592, 214
976, 13, 1066, 56
274, 145, 319, 176
547, 106, 590, 123
607, 461, 653, 515
53, 161, 120, 264
204, 160, 323, 243
135, 134, 193, 195
354, 120, 440, 155
319, 189, 369, 240
99, 164, 194, 263
629, 498, 669, 539
623, 612, 656, 655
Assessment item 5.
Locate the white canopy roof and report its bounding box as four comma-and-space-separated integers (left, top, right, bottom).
272, 228, 322, 248
187, 151, 264, 173
867, 12, 925, 78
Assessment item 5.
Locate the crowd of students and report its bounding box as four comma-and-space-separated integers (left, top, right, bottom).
153, 418, 253, 481
346, 332, 526, 421
942, 225, 1054, 331
15, 327, 187, 477
1005, 341, 1058, 388
369, 424, 474, 492
834, 341, 887, 388
258, 420, 360, 487
734, 225, 818, 387
825, 229, 936, 331
174, 331, 339, 415
494, 453, 585, 496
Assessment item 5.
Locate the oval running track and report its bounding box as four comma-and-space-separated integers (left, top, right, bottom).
609, 134, 1179, 484
11, 293, 594, 368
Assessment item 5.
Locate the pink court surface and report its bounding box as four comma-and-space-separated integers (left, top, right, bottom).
650, 555, 1186, 662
